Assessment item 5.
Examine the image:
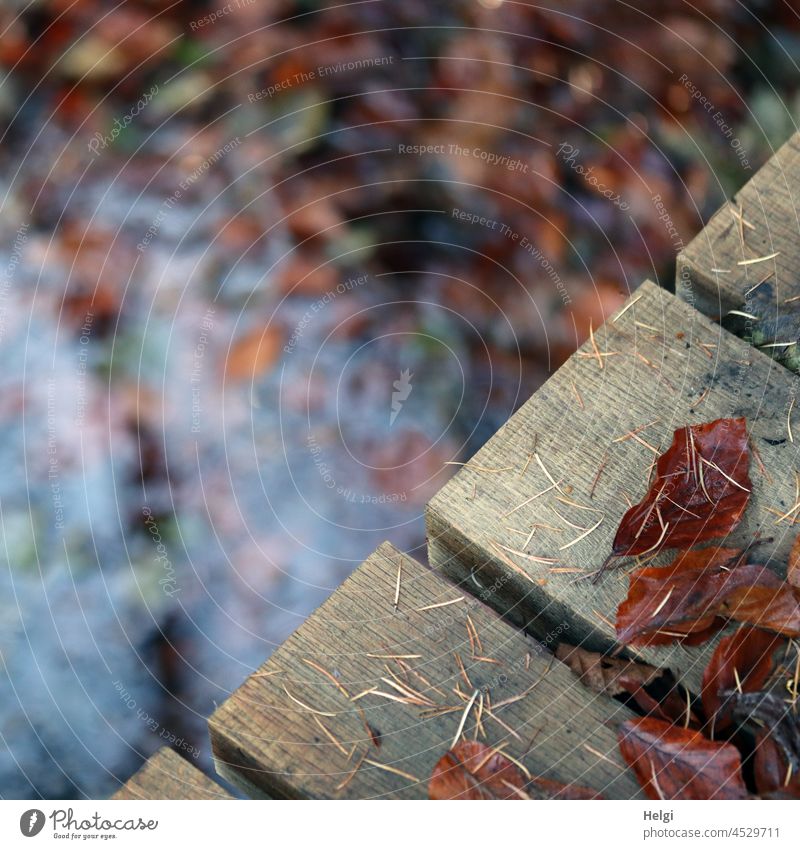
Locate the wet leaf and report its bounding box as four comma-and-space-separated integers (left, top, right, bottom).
628, 685, 701, 728
555, 643, 661, 696
612, 418, 751, 557
429, 741, 527, 800
701, 626, 784, 727
618, 717, 748, 800
723, 690, 800, 783
556, 643, 700, 725
752, 730, 800, 797
616, 548, 800, 646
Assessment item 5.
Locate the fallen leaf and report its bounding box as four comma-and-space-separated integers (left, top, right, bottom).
276, 251, 339, 296
723, 690, 800, 782
556, 644, 699, 725
618, 717, 748, 800
555, 643, 661, 696
429, 741, 527, 800
716, 569, 800, 635
612, 418, 751, 557
615, 546, 736, 646
616, 548, 800, 646
628, 685, 701, 728
224, 326, 283, 381
752, 730, 800, 797
702, 626, 784, 727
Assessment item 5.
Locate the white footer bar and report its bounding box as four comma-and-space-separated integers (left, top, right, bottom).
1, 799, 796, 848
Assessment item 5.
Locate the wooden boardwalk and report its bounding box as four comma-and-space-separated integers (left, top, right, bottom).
112, 748, 232, 800
678, 132, 800, 323
427, 278, 797, 697
121, 130, 800, 799
209, 543, 640, 799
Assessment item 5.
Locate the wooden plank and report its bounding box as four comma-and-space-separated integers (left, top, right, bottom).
112, 747, 233, 800
677, 130, 800, 361
427, 279, 799, 696
209, 542, 641, 799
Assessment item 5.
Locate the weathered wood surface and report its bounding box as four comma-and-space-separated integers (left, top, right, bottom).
112, 747, 233, 800
677, 130, 800, 368
209, 542, 641, 799
427, 279, 800, 696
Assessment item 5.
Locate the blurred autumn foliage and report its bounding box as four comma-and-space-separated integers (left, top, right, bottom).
3, 0, 798, 374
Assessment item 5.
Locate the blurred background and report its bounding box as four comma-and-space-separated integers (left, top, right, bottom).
0, 0, 798, 798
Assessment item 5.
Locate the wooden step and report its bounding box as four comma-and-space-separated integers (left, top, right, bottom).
427, 279, 798, 696
678, 130, 800, 346
209, 542, 641, 799
111, 747, 233, 800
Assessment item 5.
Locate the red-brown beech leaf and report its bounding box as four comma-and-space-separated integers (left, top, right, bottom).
429, 741, 527, 799
612, 418, 751, 557
629, 686, 702, 728
555, 643, 661, 696
555, 643, 700, 725
752, 731, 800, 797
616, 548, 800, 646
723, 689, 800, 790
701, 626, 784, 727
618, 717, 748, 800
615, 546, 736, 646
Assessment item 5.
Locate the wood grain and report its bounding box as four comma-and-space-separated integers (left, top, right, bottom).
427, 280, 800, 695
112, 747, 233, 800
677, 131, 800, 326
209, 542, 642, 799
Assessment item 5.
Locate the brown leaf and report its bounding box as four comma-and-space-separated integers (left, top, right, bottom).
276, 251, 339, 297
612, 418, 751, 557
753, 731, 799, 797
788, 533, 800, 590
555, 643, 661, 696
429, 741, 528, 800
626, 686, 700, 728
224, 326, 283, 381
557, 641, 700, 726
618, 717, 748, 800
701, 626, 784, 727
616, 548, 800, 646
717, 570, 800, 635
615, 546, 735, 646
723, 690, 800, 783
